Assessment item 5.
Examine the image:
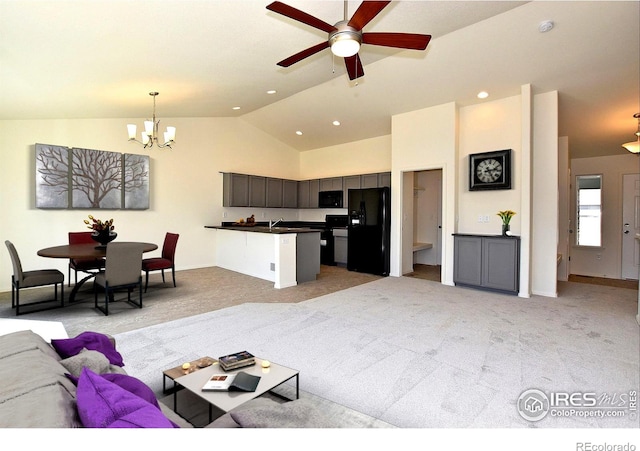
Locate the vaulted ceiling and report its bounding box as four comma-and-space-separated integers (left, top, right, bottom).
1, 1, 638, 159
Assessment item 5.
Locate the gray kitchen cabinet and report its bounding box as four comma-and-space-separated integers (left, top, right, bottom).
297, 179, 319, 209
343, 175, 361, 201
378, 172, 391, 188
249, 175, 266, 207
361, 173, 379, 188
297, 180, 310, 209
453, 234, 520, 294
283, 179, 298, 208
333, 228, 348, 266
266, 177, 283, 208
309, 179, 319, 208
222, 173, 249, 207
320, 177, 343, 191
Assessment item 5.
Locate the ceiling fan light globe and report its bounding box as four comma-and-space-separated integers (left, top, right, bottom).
622, 141, 640, 153
331, 38, 360, 57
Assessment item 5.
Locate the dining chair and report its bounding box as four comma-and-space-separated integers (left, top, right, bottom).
93, 242, 144, 316
68, 231, 105, 286
5, 240, 65, 316
142, 232, 179, 292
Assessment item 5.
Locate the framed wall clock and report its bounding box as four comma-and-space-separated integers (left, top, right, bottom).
469, 149, 512, 191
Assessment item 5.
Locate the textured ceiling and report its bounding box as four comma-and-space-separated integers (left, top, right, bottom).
1, 1, 638, 158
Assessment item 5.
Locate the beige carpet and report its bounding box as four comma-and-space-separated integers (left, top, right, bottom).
0, 265, 381, 336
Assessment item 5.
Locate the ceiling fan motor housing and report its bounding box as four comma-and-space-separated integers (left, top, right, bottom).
329, 20, 363, 57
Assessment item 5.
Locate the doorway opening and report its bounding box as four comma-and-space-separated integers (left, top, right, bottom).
405, 169, 443, 282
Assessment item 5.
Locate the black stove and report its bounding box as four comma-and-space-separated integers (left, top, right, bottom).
320, 215, 348, 265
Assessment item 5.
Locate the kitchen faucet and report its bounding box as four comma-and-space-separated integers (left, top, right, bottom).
269, 217, 283, 229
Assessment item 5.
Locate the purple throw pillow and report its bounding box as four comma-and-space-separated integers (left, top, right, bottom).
51, 331, 124, 367
100, 373, 160, 410
76, 368, 174, 428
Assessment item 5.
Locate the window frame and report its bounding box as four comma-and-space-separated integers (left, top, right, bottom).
575, 173, 603, 248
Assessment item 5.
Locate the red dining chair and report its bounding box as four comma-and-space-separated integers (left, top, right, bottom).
142, 232, 179, 292
68, 231, 105, 286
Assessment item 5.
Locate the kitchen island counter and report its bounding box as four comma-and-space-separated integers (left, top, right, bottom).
205, 225, 319, 234
206, 226, 320, 288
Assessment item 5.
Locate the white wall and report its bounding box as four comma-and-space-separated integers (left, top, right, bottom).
569, 153, 639, 278
413, 170, 442, 266
391, 102, 458, 283
531, 91, 559, 297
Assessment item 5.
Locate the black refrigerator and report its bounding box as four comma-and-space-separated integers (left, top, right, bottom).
347, 187, 391, 276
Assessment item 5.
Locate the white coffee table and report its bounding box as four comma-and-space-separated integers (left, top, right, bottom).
173, 357, 299, 424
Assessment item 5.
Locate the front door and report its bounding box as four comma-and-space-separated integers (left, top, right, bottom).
621, 173, 640, 280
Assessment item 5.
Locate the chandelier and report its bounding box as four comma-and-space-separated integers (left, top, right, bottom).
622, 113, 640, 154
127, 92, 176, 149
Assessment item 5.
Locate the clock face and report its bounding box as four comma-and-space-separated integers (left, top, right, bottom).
476, 158, 503, 183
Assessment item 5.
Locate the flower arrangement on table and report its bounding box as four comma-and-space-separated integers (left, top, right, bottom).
84, 215, 115, 231
84, 215, 116, 246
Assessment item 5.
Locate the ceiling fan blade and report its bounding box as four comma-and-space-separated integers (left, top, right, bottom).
348, 1, 391, 30
266, 1, 337, 34
277, 41, 330, 67
344, 53, 364, 81
362, 32, 431, 50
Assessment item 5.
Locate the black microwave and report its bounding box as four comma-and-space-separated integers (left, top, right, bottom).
319, 190, 343, 208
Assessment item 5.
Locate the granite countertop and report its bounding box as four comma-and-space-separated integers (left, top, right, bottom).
205, 225, 320, 234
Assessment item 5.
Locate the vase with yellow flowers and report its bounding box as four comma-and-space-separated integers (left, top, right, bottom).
84, 215, 117, 247
497, 210, 516, 236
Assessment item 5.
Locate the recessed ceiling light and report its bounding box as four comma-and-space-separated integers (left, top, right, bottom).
332, 120, 341, 126
477, 91, 489, 99
267, 90, 277, 95
296, 131, 303, 136
538, 20, 554, 33
232, 106, 241, 110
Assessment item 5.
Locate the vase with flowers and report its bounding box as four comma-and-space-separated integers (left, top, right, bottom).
84, 215, 117, 247
497, 210, 516, 236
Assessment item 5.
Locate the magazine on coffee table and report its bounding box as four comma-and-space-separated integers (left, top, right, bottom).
201, 371, 261, 392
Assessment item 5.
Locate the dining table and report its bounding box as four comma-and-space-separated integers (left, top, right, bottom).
37, 242, 158, 303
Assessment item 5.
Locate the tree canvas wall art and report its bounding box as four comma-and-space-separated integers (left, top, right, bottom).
35, 143, 150, 210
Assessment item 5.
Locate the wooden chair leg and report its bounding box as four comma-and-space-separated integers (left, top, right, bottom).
172, 267, 176, 287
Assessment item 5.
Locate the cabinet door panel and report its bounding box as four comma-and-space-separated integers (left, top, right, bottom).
283, 180, 298, 208
249, 176, 266, 207
309, 179, 319, 208
297, 180, 310, 209
343, 175, 361, 201
266, 178, 283, 208
482, 238, 519, 291
223, 173, 249, 207
361, 173, 379, 188
453, 236, 483, 286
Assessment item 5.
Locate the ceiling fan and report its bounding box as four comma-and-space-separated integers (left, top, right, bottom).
266, 1, 431, 80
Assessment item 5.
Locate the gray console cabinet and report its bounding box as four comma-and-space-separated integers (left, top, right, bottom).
453, 234, 520, 294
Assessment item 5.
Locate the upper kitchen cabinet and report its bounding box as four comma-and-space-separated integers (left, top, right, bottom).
320, 177, 343, 191
378, 172, 391, 188
266, 178, 283, 208
223, 173, 249, 207
343, 175, 361, 200
298, 179, 320, 209
359, 172, 391, 189
361, 173, 379, 189
249, 176, 266, 207
283, 179, 298, 208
